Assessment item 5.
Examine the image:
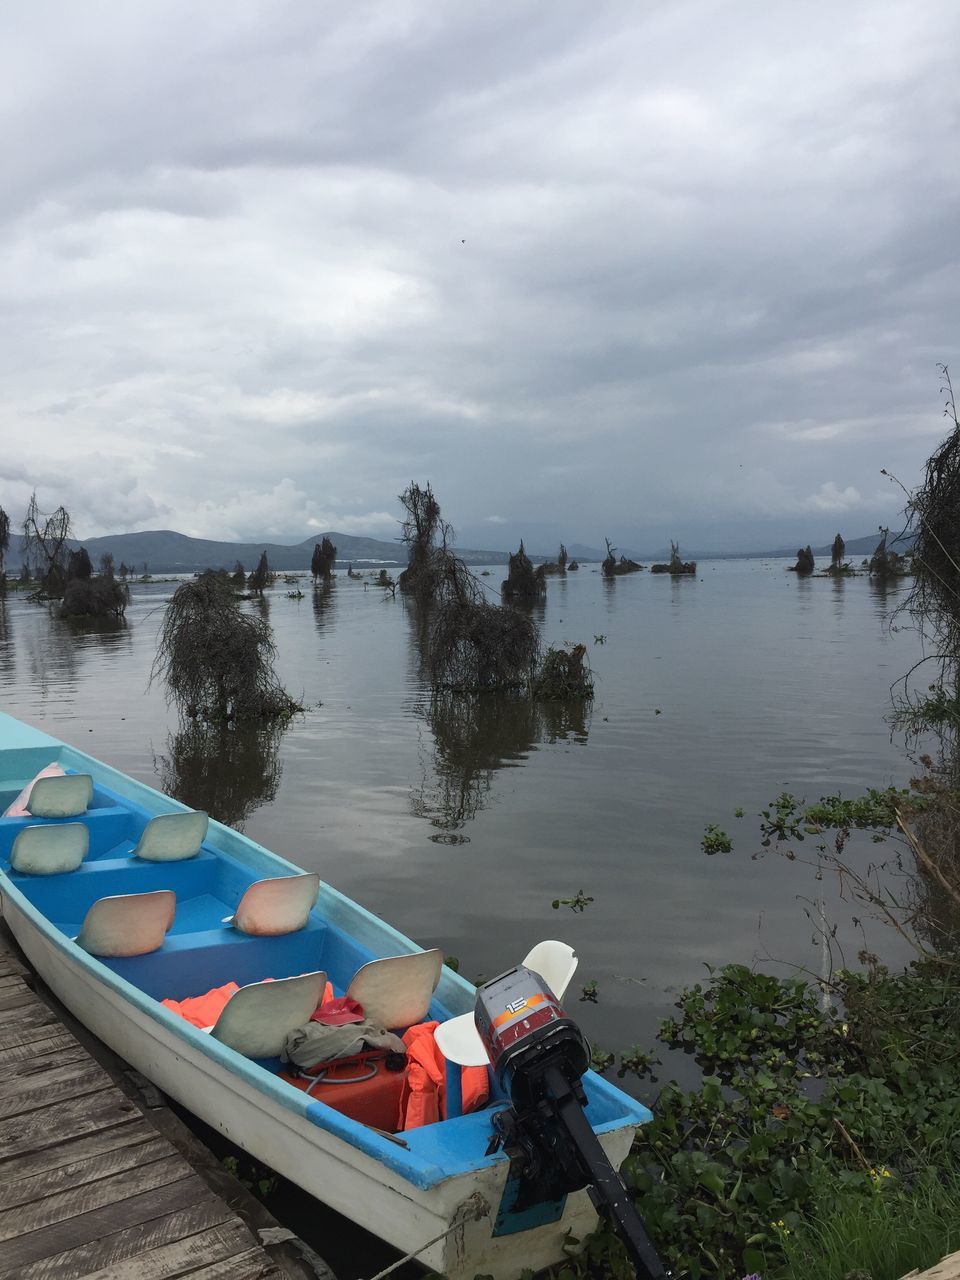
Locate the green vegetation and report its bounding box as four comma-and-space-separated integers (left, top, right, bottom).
551, 889, 594, 912
701, 823, 733, 855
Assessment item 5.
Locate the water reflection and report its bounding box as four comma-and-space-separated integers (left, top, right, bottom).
0, 598, 15, 686
312, 582, 337, 635
156, 719, 287, 829
411, 692, 589, 835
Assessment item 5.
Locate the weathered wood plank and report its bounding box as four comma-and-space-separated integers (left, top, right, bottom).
181, 1246, 281, 1279
0, 949, 29, 979
901, 1250, 960, 1279
0, 974, 27, 993
0, 1174, 205, 1273
6, 1193, 235, 1280
0, 1001, 62, 1048
0, 1030, 77, 1068
0, 1036, 88, 1080
0, 1134, 167, 1212
0, 1090, 139, 1164
0, 1058, 112, 1121
0, 1177, 221, 1280
0, 1152, 189, 1244
0, 1115, 156, 1187
0, 986, 42, 1017
66, 1221, 261, 1280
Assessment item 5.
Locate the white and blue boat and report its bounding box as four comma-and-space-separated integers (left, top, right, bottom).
0, 714, 650, 1278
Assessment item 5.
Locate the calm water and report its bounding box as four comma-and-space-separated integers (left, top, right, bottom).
0, 561, 921, 1097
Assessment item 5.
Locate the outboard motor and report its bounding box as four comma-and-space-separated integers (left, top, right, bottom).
477, 965, 666, 1279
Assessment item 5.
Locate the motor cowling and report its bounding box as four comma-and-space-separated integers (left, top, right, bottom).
474, 964, 590, 1111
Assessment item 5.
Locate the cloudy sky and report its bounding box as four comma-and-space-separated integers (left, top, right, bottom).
1, 2, 958, 553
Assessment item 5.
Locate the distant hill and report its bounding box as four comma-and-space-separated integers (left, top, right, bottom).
5, 528, 511, 574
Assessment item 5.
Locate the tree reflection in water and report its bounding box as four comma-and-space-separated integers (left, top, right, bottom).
156, 718, 287, 830
411, 691, 589, 838
312, 581, 337, 636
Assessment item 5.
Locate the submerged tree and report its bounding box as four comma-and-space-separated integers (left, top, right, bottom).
313, 536, 336, 583
232, 561, 246, 590
22, 492, 72, 594
248, 551, 269, 595
831, 532, 846, 571
425, 550, 540, 691
67, 547, 92, 581
790, 545, 815, 574
60, 576, 130, 620
153, 571, 300, 722
0, 506, 9, 592
398, 482, 444, 599
501, 541, 546, 601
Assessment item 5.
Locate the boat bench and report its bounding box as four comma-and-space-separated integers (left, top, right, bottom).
0, 803, 129, 861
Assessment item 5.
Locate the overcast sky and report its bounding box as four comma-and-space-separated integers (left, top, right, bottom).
1, 2, 958, 553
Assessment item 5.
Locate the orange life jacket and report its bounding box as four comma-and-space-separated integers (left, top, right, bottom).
398, 1021, 489, 1130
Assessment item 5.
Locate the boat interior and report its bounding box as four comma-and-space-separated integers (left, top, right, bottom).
0, 745, 645, 1172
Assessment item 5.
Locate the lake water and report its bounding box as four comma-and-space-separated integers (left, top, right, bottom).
0, 561, 921, 1100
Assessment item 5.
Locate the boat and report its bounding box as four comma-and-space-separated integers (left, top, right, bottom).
0, 713, 651, 1278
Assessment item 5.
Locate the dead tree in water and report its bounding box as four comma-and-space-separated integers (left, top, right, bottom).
542, 543, 568, 576
248, 551, 269, 595
311, 537, 337, 583
870, 527, 905, 579
398, 482, 444, 600
0, 507, 9, 593
22, 492, 72, 595
502, 541, 546, 600
428, 550, 539, 691
789, 545, 815, 574
152, 572, 300, 723
604, 537, 643, 577
831, 532, 846, 571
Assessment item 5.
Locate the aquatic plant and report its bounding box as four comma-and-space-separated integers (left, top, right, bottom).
701, 824, 733, 855
531, 645, 594, 699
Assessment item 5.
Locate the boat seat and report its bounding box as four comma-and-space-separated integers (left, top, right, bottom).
434, 940, 578, 1068
76, 889, 176, 958
523, 940, 578, 1000
10, 822, 89, 875
223, 873, 321, 936
133, 811, 209, 862
209, 970, 328, 1058
27, 774, 93, 818
345, 949, 443, 1030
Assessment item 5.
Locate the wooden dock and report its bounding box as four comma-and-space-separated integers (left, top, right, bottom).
0, 935, 321, 1280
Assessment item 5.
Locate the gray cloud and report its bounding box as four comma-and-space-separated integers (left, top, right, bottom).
0, 1, 957, 551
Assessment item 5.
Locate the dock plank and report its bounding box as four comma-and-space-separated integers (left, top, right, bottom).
9, 1199, 238, 1280
65, 1222, 266, 1280
0, 1152, 190, 1244
0, 1057, 113, 1121
0, 1174, 209, 1272
0, 1088, 139, 1163
0, 1134, 169, 1213
0, 1029, 79, 1068
0, 1115, 157, 1187
181, 1247, 282, 1278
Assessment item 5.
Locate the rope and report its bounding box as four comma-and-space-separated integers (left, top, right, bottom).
364, 1193, 490, 1280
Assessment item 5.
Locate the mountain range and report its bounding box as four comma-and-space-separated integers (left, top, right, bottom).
4, 527, 911, 575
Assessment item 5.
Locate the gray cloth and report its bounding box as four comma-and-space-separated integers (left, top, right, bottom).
281, 1019, 406, 1068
